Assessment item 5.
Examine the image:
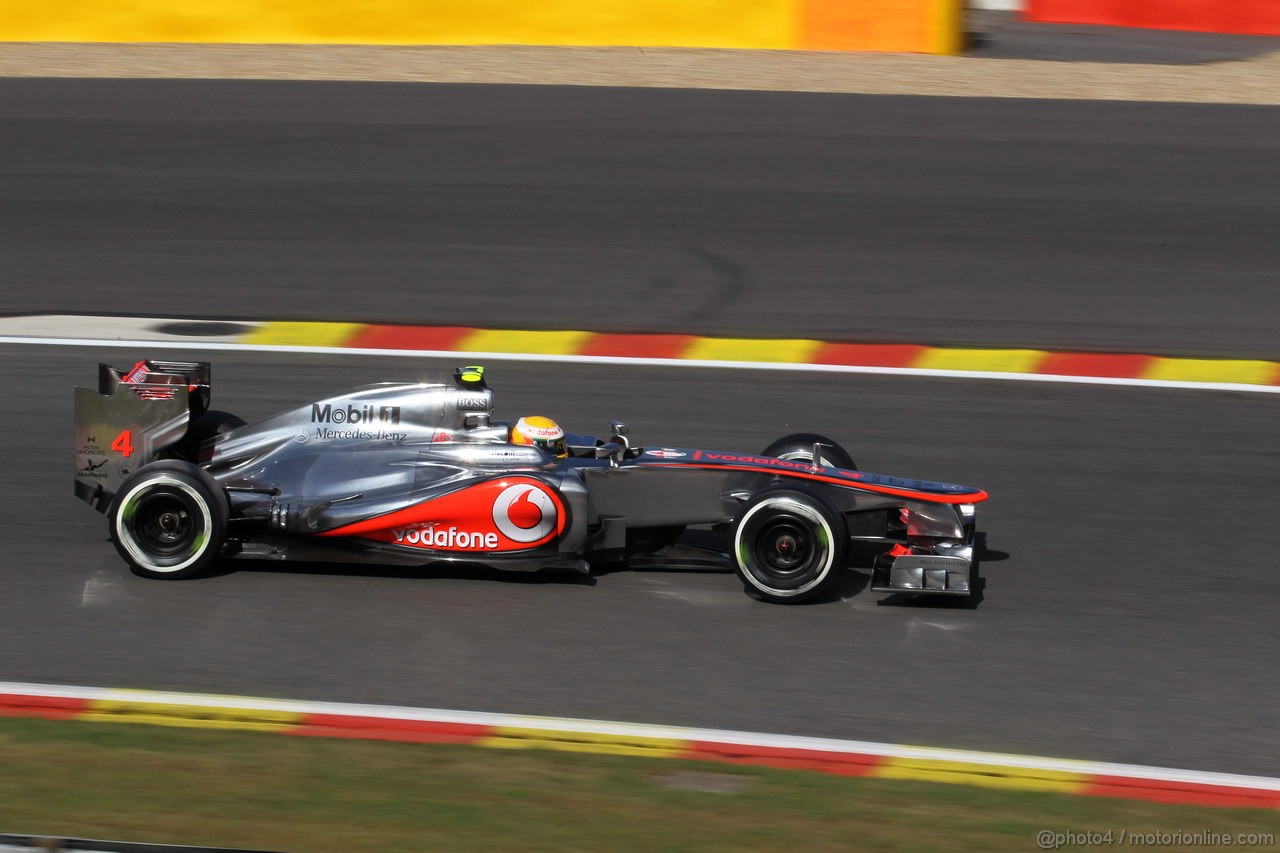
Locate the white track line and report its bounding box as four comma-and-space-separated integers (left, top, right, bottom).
3, 681, 1278, 791
3, 334, 1279, 394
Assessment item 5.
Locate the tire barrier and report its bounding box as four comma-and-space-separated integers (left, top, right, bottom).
2, 0, 962, 54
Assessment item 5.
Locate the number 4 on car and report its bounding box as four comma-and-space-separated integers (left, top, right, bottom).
110, 430, 134, 457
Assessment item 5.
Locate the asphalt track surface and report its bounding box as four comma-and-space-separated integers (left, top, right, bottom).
5, 346, 1279, 777
3, 78, 1280, 358
1, 80, 1278, 777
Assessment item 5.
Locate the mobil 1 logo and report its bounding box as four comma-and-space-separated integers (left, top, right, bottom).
311, 403, 401, 425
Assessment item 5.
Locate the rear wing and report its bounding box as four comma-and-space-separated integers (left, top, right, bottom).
74, 360, 211, 512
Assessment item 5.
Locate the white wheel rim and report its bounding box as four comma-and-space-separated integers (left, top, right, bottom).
734, 496, 836, 597
116, 474, 214, 574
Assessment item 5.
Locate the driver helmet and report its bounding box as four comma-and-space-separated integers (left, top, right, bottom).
511, 416, 568, 458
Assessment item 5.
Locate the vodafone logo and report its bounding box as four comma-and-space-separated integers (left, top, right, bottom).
391, 524, 499, 550
322, 476, 565, 552
492, 483, 558, 543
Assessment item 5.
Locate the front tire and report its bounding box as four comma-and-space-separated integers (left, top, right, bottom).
732, 488, 847, 603
760, 432, 856, 470
109, 461, 228, 580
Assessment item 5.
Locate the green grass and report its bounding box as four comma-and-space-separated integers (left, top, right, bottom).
1, 717, 1276, 852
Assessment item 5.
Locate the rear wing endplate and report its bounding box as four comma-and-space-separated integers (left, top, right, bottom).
73, 361, 211, 512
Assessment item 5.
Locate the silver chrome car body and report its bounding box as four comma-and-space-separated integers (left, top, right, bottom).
75, 361, 988, 597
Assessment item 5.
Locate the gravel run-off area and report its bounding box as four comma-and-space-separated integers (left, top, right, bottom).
2, 42, 1279, 103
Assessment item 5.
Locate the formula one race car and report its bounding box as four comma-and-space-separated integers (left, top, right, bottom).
74, 361, 988, 603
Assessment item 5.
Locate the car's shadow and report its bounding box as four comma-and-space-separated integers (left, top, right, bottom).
203, 532, 1008, 607
209, 559, 599, 587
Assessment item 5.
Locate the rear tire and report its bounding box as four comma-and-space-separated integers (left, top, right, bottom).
168, 410, 246, 463
109, 461, 228, 580
760, 432, 856, 470
732, 487, 847, 604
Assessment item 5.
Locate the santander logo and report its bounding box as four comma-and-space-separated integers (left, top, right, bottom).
320, 476, 565, 552
492, 483, 558, 543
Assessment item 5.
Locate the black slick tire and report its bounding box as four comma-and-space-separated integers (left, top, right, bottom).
169, 410, 247, 463
760, 432, 857, 470
732, 487, 848, 604
108, 460, 228, 580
